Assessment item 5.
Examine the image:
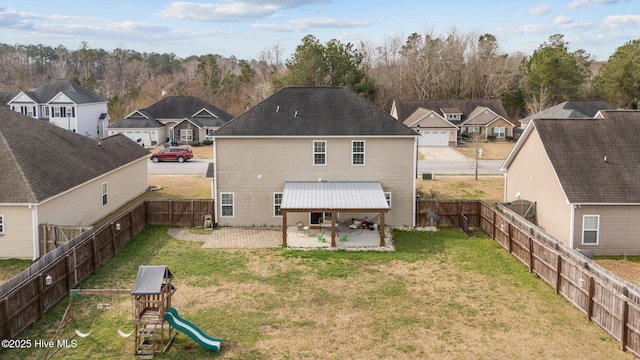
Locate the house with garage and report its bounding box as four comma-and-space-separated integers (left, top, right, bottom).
501, 110, 640, 256
108, 96, 233, 146
0, 107, 150, 260
0, 78, 109, 139
390, 99, 514, 145
212, 87, 419, 246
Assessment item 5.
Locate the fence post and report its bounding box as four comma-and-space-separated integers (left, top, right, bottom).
191, 200, 195, 227
622, 287, 629, 351
65, 255, 72, 291
91, 235, 97, 272
492, 211, 497, 239
555, 254, 562, 294
507, 223, 512, 254
587, 276, 595, 320
1, 297, 8, 339
528, 237, 534, 273
37, 274, 44, 319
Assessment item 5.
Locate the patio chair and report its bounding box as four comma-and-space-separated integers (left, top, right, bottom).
296, 221, 310, 237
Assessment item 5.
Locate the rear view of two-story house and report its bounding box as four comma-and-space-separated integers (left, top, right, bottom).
0, 78, 109, 139
212, 87, 418, 245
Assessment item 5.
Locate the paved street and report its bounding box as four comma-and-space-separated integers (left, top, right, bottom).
417, 147, 505, 175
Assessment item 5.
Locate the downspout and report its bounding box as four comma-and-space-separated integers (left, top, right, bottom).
213, 139, 219, 225
412, 137, 417, 227
31, 205, 39, 261
569, 204, 575, 249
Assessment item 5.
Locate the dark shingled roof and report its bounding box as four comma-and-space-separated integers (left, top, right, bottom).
533, 110, 640, 203
0, 78, 105, 106
0, 106, 149, 203
520, 100, 618, 123
144, 96, 233, 121
109, 114, 165, 129
393, 99, 509, 125
215, 87, 417, 136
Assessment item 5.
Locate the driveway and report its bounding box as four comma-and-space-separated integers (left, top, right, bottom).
148, 158, 212, 175
418, 146, 504, 175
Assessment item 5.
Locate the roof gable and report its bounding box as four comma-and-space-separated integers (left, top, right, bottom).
35, 78, 105, 104
509, 110, 640, 203
391, 99, 509, 124
0, 107, 149, 203
8, 92, 37, 105
144, 96, 232, 122
403, 107, 457, 128
215, 87, 417, 137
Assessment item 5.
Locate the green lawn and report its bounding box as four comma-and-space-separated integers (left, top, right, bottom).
2, 226, 631, 360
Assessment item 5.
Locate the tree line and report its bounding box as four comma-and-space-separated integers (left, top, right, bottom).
1, 29, 638, 122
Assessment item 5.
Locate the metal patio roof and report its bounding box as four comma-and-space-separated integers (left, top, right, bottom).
281, 181, 390, 210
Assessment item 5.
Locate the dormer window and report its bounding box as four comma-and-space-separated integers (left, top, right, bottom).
447, 114, 461, 121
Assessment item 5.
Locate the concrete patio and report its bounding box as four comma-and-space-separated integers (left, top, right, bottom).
285, 225, 394, 250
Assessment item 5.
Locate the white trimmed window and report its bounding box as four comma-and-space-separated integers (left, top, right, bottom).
582, 215, 599, 245
180, 129, 193, 142
385, 192, 392, 208
221, 193, 234, 217
467, 126, 480, 134
274, 193, 283, 217
0, 215, 4, 234
53, 107, 61, 117
352, 140, 365, 165
313, 140, 326, 165
101, 182, 108, 206
493, 127, 506, 138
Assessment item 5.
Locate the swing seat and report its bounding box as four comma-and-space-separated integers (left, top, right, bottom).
74, 329, 91, 338
117, 329, 134, 338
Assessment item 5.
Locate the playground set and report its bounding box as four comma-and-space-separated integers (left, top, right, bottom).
47, 265, 221, 359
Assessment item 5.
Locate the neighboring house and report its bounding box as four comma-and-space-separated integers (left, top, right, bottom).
212, 87, 418, 244
0, 107, 150, 260
0, 78, 109, 138
501, 110, 640, 256
518, 100, 618, 130
390, 99, 514, 145
108, 96, 232, 146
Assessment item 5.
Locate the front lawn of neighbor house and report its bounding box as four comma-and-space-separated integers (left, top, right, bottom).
3, 226, 630, 360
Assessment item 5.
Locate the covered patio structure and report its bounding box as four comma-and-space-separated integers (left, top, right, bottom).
280, 181, 389, 247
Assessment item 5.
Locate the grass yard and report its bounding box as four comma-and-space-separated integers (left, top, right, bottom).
3, 226, 631, 360
417, 176, 504, 204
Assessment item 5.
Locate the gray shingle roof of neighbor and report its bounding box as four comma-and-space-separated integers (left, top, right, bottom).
393, 99, 509, 125
0, 106, 149, 204
532, 110, 640, 203
109, 115, 165, 129
144, 96, 233, 121
34, 78, 106, 104
519, 100, 618, 123
214, 87, 418, 137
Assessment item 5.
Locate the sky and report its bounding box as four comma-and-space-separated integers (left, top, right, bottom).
0, 0, 638, 62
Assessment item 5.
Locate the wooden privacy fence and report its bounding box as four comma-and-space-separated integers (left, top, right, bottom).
416, 199, 481, 228
484, 202, 640, 358
0, 199, 214, 341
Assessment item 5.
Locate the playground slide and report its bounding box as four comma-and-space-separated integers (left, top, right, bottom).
164, 307, 221, 352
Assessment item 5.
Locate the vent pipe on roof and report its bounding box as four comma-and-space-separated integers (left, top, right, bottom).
294, 110, 298, 117
276, 105, 279, 112
604, 156, 608, 163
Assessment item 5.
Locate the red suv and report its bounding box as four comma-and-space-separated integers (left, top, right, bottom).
150, 146, 193, 163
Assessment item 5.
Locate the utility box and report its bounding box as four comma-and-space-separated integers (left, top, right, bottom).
422, 172, 435, 180
204, 214, 213, 229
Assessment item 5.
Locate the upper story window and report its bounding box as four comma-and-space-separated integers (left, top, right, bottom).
0, 215, 4, 234
352, 140, 365, 166
447, 114, 461, 121
313, 140, 326, 166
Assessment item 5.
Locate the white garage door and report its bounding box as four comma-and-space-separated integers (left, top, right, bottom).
121, 131, 151, 146
419, 131, 449, 146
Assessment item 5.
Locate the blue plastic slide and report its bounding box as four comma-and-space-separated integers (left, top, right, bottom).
164, 307, 221, 352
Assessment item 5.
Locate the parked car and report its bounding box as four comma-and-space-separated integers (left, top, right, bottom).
150, 146, 193, 163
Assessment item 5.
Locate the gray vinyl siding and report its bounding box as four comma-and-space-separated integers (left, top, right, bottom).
215, 137, 415, 227
0, 206, 35, 259
38, 158, 148, 227
505, 129, 572, 245
573, 205, 640, 256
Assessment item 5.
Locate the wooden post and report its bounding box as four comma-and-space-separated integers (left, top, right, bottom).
587, 276, 595, 320
379, 211, 386, 247
1, 298, 8, 340
555, 254, 562, 294
65, 255, 72, 291
330, 211, 336, 247
91, 235, 97, 272
37, 274, 45, 319
282, 211, 287, 247
492, 211, 496, 240
622, 287, 629, 351
507, 223, 512, 254
528, 237, 534, 273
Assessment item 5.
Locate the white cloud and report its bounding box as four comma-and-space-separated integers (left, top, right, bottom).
156, 1, 328, 22
555, 15, 572, 25
527, 5, 551, 16
567, 0, 618, 10
602, 14, 640, 29
253, 16, 373, 32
